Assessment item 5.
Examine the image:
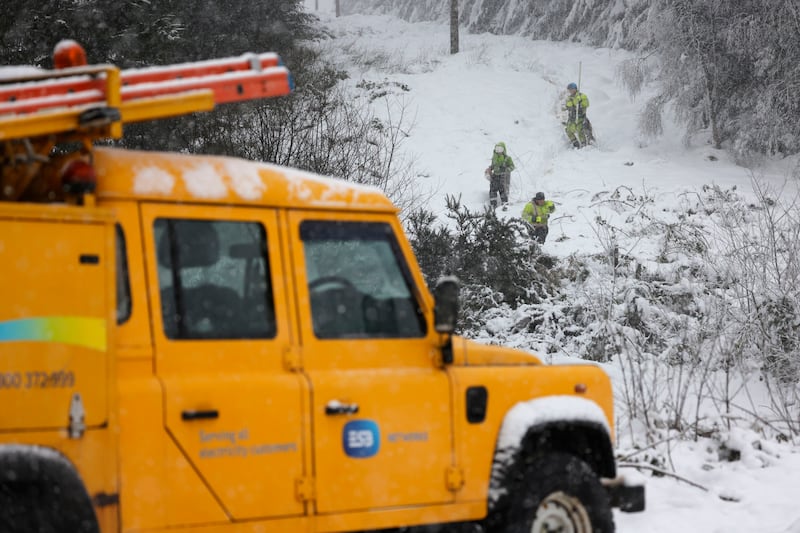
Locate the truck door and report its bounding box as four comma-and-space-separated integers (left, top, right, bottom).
0, 206, 113, 434
140, 204, 307, 521
288, 212, 454, 515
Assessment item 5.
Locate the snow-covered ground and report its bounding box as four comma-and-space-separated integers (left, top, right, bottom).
306, 4, 800, 532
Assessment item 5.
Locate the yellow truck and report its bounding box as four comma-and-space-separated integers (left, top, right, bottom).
0, 41, 643, 533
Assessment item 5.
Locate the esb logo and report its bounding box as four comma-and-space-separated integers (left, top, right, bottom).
343, 420, 380, 458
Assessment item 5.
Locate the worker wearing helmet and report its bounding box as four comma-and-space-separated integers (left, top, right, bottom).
564, 82, 592, 148
521, 191, 556, 244
485, 141, 515, 209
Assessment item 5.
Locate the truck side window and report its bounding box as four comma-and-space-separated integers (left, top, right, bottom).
300, 220, 426, 339
116, 224, 132, 325
154, 218, 276, 340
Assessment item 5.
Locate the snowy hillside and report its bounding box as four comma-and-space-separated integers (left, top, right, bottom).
318, 14, 798, 254
340, 0, 652, 47
307, 7, 800, 533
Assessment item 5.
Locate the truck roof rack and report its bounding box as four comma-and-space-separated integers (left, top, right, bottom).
0, 41, 294, 203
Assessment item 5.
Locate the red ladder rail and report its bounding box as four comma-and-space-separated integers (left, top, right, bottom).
121, 52, 281, 84
0, 67, 292, 116
0, 53, 282, 102
0, 53, 291, 116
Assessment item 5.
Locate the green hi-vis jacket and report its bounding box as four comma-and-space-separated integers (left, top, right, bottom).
565, 91, 589, 122
489, 142, 515, 176
522, 200, 556, 226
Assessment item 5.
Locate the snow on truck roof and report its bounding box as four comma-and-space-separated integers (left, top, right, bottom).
93, 147, 396, 212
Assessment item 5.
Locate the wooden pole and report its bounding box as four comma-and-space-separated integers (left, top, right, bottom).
450, 0, 459, 54
335, 0, 341, 16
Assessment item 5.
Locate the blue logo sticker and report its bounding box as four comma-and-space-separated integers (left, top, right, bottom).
343, 420, 380, 458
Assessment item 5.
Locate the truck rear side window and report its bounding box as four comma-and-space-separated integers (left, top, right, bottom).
300, 221, 426, 339
116, 224, 132, 325
154, 219, 276, 340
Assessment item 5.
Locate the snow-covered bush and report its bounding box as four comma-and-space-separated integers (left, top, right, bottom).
406, 195, 559, 333
407, 181, 800, 443
568, 182, 800, 442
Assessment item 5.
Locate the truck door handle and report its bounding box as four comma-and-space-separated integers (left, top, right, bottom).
181, 409, 219, 421
325, 401, 359, 415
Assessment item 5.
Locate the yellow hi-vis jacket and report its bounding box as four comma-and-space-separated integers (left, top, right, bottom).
522, 200, 556, 226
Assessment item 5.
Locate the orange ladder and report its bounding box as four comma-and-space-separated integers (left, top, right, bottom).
0, 51, 294, 141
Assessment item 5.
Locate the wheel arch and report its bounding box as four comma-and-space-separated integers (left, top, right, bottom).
488, 396, 616, 512
517, 420, 615, 477
0, 444, 99, 533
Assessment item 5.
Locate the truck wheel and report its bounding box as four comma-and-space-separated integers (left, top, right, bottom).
0, 449, 99, 533
490, 452, 614, 533
0, 478, 99, 533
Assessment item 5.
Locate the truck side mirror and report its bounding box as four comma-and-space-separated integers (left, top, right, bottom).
434, 276, 459, 334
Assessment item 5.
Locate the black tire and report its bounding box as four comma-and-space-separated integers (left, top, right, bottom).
0, 448, 99, 533
487, 452, 614, 533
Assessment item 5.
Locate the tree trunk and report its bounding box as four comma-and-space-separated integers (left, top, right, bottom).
708, 89, 722, 149
450, 0, 459, 54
